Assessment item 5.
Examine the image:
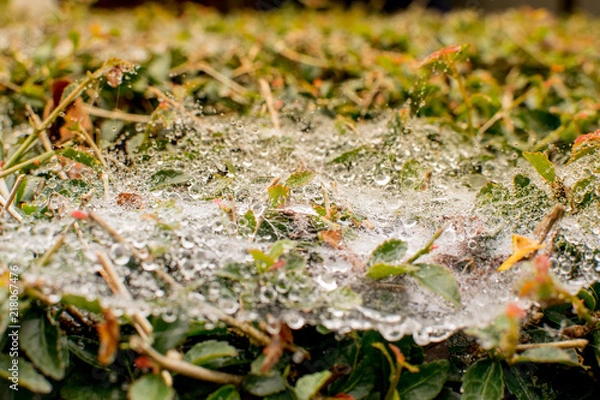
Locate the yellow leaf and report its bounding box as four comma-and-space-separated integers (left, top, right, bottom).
497, 235, 545, 271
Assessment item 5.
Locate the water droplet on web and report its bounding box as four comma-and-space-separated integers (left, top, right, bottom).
110, 244, 130, 266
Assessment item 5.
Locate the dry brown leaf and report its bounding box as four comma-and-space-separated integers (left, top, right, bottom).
320, 229, 343, 249
97, 309, 120, 366
116, 192, 145, 210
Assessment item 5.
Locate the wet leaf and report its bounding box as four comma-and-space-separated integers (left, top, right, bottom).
366, 263, 418, 279
243, 373, 286, 397
0, 354, 52, 394
397, 360, 449, 400
115, 192, 145, 210
569, 130, 600, 163
268, 184, 290, 208
522, 152, 555, 182
128, 374, 175, 400
512, 347, 582, 367
410, 264, 461, 307
368, 239, 408, 267
208, 385, 240, 400
295, 370, 333, 400
184, 340, 238, 366
286, 170, 316, 188
149, 169, 192, 190
21, 312, 69, 380
461, 359, 504, 400
61, 148, 99, 168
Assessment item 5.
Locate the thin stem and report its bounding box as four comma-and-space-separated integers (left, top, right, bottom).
4, 73, 96, 169
259, 78, 280, 130
0, 174, 24, 218
0, 150, 55, 180
447, 59, 473, 136
96, 252, 153, 338
405, 225, 446, 264
37, 234, 66, 266
516, 339, 588, 352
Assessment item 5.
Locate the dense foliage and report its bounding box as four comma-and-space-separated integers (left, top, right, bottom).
1, 3, 600, 399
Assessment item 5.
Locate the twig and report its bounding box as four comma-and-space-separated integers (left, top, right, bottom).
147, 86, 205, 129
0, 194, 22, 222
0, 150, 55, 180
88, 211, 179, 288
478, 87, 534, 137
81, 103, 150, 123
4, 72, 97, 169
96, 252, 153, 338
259, 78, 280, 130
130, 336, 244, 385
516, 339, 588, 352
25, 104, 69, 180
533, 204, 565, 244
0, 174, 24, 219
405, 225, 446, 264
197, 62, 249, 97
273, 41, 330, 69
37, 234, 66, 266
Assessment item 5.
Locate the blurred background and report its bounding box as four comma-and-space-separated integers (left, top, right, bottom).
87, 0, 599, 14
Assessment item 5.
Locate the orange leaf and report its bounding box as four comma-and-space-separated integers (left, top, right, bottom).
97, 310, 120, 366
320, 229, 343, 249
497, 235, 545, 271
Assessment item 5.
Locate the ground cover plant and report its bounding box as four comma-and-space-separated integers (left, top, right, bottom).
1, 2, 600, 399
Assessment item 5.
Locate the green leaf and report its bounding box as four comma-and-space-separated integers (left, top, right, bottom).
512, 347, 582, 367
243, 373, 286, 397
0, 354, 52, 394
21, 313, 69, 380
522, 152, 555, 182
577, 288, 596, 310
461, 359, 504, 400
128, 374, 175, 400
149, 169, 192, 190
397, 360, 449, 400
502, 364, 542, 400
294, 370, 332, 400
329, 146, 367, 164
207, 384, 241, 400
268, 240, 296, 259
410, 264, 461, 307
366, 263, 418, 279
61, 294, 102, 314
184, 340, 238, 366
67, 336, 106, 370
268, 184, 290, 208
61, 148, 99, 168
151, 315, 190, 354
285, 171, 316, 188
249, 249, 275, 273
368, 239, 408, 267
